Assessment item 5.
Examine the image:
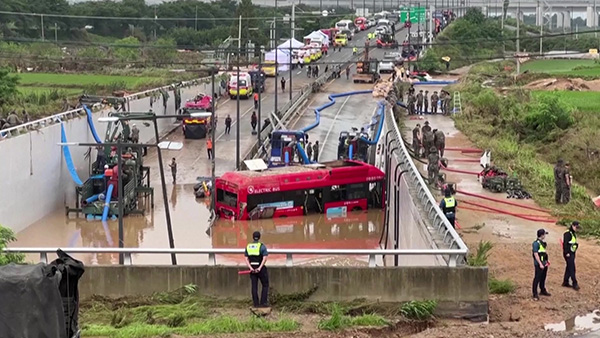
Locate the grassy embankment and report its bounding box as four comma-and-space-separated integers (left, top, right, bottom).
450, 60, 600, 236
79, 285, 435, 337
8, 69, 198, 119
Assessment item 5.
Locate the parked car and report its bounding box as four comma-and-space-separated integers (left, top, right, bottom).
378, 54, 397, 73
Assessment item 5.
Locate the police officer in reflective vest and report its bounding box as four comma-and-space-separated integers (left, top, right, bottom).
244, 231, 269, 308
439, 188, 457, 228
532, 229, 551, 300
562, 221, 581, 290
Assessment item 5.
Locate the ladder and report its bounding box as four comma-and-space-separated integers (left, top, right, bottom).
452, 91, 462, 114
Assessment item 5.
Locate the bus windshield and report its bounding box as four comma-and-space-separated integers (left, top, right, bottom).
217, 189, 237, 208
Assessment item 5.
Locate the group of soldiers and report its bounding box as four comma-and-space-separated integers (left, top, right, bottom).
412, 121, 446, 185
405, 85, 452, 115
0, 110, 29, 131
554, 159, 572, 204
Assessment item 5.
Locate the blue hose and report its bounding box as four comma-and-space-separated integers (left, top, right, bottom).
102, 184, 114, 221
412, 80, 457, 85
61, 124, 83, 185
83, 105, 103, 144
284, 151, 290, 164
85, 194, 100, 204
349, 144, 354, 160
102, 220, 114, 246
301, 90, 373, 133
296, 143, 311, 164
358, 100, 385, 145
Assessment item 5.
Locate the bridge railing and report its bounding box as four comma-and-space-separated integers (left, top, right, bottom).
385, 104, 469, 265
0, 78, 208, 138
3, 247, 468, 267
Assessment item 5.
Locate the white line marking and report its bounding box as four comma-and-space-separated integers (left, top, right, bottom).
321, 96, 351, 152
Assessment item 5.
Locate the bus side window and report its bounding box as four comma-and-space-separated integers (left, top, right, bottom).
329, 185, 347, 202
347, 183, 368, 200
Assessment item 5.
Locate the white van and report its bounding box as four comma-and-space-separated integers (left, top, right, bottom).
336, 19, 358, 33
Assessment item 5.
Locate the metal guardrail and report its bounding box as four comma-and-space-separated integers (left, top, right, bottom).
0, 78, 207, 138
385, 106, 469, 266
4, 247, 468, 268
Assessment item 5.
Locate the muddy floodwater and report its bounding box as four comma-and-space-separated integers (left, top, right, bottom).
14, 183, 385, 266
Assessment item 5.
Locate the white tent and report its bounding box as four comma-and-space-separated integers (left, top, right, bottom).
277, 38, 304, 53
303, 30, 329, 46
264, 49, 291, 71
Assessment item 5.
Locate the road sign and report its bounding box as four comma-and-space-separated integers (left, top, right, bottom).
399, 7, 426, 24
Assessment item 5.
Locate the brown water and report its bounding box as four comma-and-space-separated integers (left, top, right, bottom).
14, 181, 385, 266
545, 309, 600, 334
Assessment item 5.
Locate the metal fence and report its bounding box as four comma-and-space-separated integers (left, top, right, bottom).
384, 106, 469, 266
3, 247, 468, 267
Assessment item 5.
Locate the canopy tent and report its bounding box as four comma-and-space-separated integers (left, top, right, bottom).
277, 38, 304, 53
264, 49, 291, 71
303, 30, 330, 46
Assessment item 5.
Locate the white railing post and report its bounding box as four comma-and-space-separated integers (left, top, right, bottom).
208, 253, 216, 265
40, 252, 48, 264
123, 253, 132, 265
286, 253, 293, 267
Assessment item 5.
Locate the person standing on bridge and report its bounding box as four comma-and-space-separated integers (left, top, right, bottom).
562, 221, 580, 291
251, 111, 258, 134
307, 65, 312, 78
532, 229, 551, 301
312, 141, 319, 162
225, 114, 232, 135
280, 77, 286, 93
206, 138, 213, 160
439, 187, 457, 228
168, 158, 177, 184
245, 231, 270, 308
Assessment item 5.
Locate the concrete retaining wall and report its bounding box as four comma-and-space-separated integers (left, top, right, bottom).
80, 265, 489, 320
375, 119, 446, 266
0, 81, 212, 233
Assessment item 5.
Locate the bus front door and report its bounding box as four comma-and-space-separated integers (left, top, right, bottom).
304, 189, 323, 214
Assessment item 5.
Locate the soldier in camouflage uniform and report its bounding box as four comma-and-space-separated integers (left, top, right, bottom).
427, 146, 440, 185
434, 129, 446, 158
554, 159, 565, 204
431, 91, 439, 114
422, 128, 435, 158
412, 124, 421, 157
416, 90, 424, 115
407, 94, 416, 115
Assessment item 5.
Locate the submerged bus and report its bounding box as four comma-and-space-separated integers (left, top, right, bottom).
215, 160, 385, 220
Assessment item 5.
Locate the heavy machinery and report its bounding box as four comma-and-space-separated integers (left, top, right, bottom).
66, 111, 154, 218
353, 41, 380, 84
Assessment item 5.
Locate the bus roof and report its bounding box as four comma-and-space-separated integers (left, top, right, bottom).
217, 160, 385, 192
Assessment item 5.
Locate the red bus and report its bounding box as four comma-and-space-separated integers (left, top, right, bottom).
215, 160, 385, 220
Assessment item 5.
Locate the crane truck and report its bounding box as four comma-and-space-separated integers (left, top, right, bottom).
352, 41, 380, 84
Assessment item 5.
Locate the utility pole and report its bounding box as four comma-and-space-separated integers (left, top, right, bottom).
41, 14, 45, 41
516, 1, 520, 75
54, 23, 58, 43
195, 5, 198, 31
236, 15, 242, 170
539, 0, 543, 56
211, 73, 216, 211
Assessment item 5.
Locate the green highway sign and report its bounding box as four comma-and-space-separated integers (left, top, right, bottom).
399, 7, 426, 23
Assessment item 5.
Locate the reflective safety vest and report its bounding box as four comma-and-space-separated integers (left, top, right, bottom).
246, 242, 264, 266
564, 230, 578, 253
353, 47, 358, 52
535, 239, 548, 262
443, 197, 456, 213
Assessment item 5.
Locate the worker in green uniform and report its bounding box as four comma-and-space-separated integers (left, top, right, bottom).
532, 229, 551, 300
412, 124, 421, 157
439, 187, 457, 228
121, 120, 131, 142
427, 146, 440, 185
245, 231, 269, 308
562, 221, 580, 290
431, 91, 439, 114
353, 46, 358, 55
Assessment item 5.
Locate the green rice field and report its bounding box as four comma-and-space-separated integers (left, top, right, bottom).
532, 90, 600, 113
521, 59, 600, 76
17, 86, 84, 95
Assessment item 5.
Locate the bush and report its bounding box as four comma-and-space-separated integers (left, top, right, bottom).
0, 225, 25, 265
489, 278, 516, 294
467, 241, 493, 267
399, 301, 437, 320
522, 95, 574, 142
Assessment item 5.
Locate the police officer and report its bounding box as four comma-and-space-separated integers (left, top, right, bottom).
532, 229, 551, 300
244, 231, 270, 308
439, 188, 457, 228
562, 221, 580, 290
